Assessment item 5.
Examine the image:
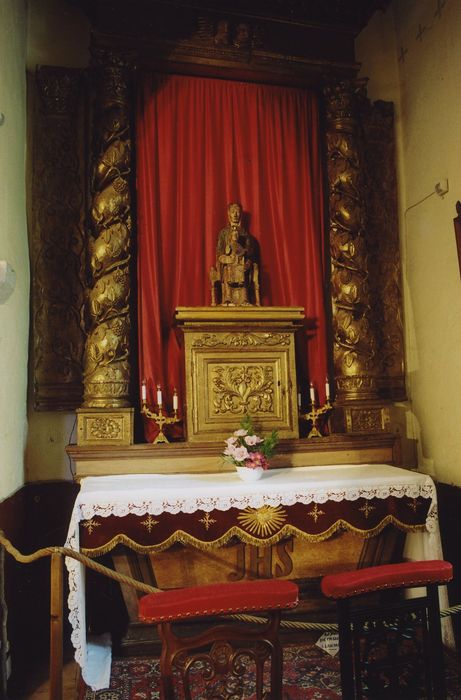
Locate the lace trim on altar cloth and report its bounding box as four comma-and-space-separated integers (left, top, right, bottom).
76, 481, 437, 528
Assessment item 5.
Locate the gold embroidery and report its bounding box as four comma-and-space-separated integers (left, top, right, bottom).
141, 515, 159, 533
237, 505, 287, 537
80, 517, 427, 557
307, 504, 325, 523
82, 518, 101, 535
408, 498, 421, 512
199, 512, 217, 531
359, 502, 376, 519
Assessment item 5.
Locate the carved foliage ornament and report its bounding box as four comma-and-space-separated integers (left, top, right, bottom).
83, 50, 134, 408
324, 80, 378, 401
32, 66, 86, 410
193, 332, 290, 348
212, 365, 274, 415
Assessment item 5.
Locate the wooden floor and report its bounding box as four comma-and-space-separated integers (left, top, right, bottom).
26, 661, 80, 700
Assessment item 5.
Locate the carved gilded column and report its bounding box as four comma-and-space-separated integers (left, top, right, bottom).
324, 80, 387, 433
78, 49, 134, 445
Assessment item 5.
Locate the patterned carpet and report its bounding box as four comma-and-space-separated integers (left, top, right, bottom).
78, 644, 461, 699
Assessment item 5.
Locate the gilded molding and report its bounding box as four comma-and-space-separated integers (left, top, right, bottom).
324, 79, 379, 403
193, 332, 291, 348
31, 66, 86, 410
83, 50, 134, 408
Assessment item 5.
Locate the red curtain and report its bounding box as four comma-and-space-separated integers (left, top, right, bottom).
136, 73, 328, 440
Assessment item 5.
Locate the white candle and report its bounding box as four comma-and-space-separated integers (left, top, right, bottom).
297, 392, 301, 408
141, 380, 147, 402
173, 388, 179, 412
156, 384, 163, 407
309, 382, 316, 404
325, 378, 330, 401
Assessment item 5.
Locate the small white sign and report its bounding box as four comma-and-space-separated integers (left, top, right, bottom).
315, 631, 340, 657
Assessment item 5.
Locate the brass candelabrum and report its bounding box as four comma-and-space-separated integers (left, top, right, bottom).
141, 387, 180, 444
300, 400, 334, 438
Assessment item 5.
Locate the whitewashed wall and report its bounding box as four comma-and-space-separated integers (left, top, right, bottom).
357, 0, 461, 485
0, 0, 28, 499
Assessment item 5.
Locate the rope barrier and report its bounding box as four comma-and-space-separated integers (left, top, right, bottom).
1, 529, 459, 634
0, 530, 162, 595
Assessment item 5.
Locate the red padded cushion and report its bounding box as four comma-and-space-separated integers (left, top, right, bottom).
138, 579, 299, 623
321, 560, 453, 599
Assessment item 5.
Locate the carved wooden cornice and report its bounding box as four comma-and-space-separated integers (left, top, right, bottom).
69, 0, 392, 84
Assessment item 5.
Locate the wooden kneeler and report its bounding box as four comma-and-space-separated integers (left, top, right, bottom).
321, 560, 453, 700
138, 579, 299, 699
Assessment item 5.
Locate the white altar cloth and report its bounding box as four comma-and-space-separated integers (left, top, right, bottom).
65, 464, 443, 691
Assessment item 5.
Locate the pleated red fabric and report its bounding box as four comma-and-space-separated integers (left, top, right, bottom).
136, 73, 328, 440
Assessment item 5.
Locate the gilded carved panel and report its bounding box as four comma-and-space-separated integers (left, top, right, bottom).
31, 66, 87, 411
177, 310, 301, 442
361, 100, 406, 400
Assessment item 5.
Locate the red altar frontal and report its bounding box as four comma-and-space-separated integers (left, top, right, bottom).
65, 463, 443, 691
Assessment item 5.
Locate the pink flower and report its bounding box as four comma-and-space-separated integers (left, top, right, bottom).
234, 428, 248, 437
244, 451, 269, 470
244, 434, 264, 446
233, 445, 250, 462
225, 436, 237, 447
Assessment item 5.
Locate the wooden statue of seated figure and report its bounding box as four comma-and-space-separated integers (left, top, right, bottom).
210, 202, 260, 306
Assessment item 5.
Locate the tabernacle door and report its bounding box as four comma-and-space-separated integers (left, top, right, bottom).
175, 306, 304, 442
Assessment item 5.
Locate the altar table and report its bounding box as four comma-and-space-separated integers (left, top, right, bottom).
65, 464, 443, 691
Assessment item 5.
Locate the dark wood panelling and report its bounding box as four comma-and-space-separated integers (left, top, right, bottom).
436, 482, 461, 651
0, 481, 79, 697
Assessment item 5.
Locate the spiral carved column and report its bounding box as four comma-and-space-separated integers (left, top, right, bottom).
78, 49, 134, 445
324, 80, 388, 433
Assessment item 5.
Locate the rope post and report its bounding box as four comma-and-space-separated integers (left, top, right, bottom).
49, 551, 63, 700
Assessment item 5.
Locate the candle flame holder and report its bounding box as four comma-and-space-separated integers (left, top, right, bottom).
300, 400, 334, 438
141, 401, 180, 444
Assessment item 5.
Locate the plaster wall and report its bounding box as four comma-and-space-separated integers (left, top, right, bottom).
0, 0, 29, 498
357, 0, 461, 485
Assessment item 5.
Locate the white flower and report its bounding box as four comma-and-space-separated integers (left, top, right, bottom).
244, 434, 264, 446
233, 445, 250, 462
225, 436, 237, 447
234, 428, 248, 437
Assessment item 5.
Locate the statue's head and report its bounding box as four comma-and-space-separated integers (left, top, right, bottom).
227, 202, 242, 226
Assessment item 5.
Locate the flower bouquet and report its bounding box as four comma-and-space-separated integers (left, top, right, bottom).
223, 415, 278, 481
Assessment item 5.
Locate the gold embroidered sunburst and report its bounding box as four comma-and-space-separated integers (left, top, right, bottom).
82, 518, 101, 535
237, 505, 287, 537
307, 504, 325, 523
141, 514, 159, 533
199, 512, 217, 531
359, 502, 376, 519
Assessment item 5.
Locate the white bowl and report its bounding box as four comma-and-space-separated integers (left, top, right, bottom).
235, 466, 264, 481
